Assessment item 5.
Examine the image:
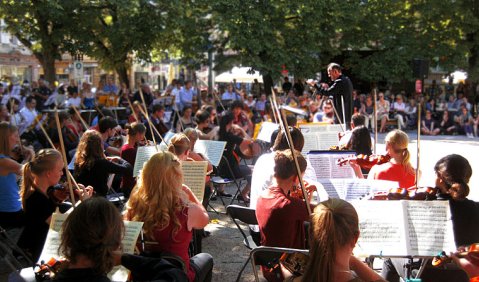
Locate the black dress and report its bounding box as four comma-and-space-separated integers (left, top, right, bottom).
75, 158, 132, 197
54, 268, 110, 282
17, 190, 57, 261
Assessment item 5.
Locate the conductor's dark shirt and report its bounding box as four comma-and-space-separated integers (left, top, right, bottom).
320, 74, 353, 126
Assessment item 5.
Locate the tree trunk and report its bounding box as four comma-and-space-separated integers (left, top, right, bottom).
263, 73, 274, 96
116, 64, 130, 89
39, 52, 57, 84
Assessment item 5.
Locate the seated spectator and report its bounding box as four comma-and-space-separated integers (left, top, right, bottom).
421, 110, 439, 136
360, 95, 375, 131
392, 94, 407, 130
313, 100, 335, 124
439, 110, 456, 135
405, 98, 417, 128
455, 105, 474, 138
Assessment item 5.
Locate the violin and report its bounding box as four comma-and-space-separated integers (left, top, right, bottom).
290, 181, 317, 201
47, 183, 81, 204
337, 154, 391, 170
432, 243, 479, 267
35, 257, 67, 280
370, 186, 438, 201
329, 144, 349, 151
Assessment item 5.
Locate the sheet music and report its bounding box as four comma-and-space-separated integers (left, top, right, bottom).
38, 213, 68, 263
302, 132, 339, 154
319, 179, 398, 201
307, 152, 355, 179
194, 140, 226, 167
299, 123, 342, 133
256, 122, 279, 142
353, 201, 407, 256
133, 145, 164, 177
404, 201, 455, 256
302, 134, 320, 155
182, 161, 207, 201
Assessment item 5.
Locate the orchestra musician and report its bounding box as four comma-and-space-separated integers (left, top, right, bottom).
256, 149, 311, 282
382, 154, 479, 282
125, 151, 213, 282
286, 199, 385, 282
120, 122, 147, 198
231, 100, 254, 137
218, 111, 254, 202
97, 116, 122, 156
147, 104, 169, 140
17, 148, 92, 261
0, 122, 33, 229
74, 130, 131, 197
195, 110, 219, 140
349, 130, 416, 188
176, 106, 197, 133
250, 127, 318, 209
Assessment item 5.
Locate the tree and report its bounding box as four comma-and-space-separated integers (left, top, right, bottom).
0, 0, 77, 83
69, 0, 182, 88
204, 0, 358, 94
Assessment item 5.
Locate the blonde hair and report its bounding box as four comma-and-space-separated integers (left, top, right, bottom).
168, 133, 190, 157
21, 149, 62, 210
385, 130, 413, 174
0, 122, 17, 156
302, 199, 359, 282
126, 151, 186, 239
74, 130, 105, 172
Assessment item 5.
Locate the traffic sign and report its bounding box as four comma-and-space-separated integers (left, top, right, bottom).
73, 61, 84, 80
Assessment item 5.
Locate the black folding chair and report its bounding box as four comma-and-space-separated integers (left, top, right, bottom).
250, 246, 309, 282
226, 205, 260, 282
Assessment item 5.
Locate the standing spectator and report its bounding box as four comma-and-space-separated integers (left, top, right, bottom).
103, 76, 118, 95
221, 84, 240, 101
33, 79, 52, 111
251, 78, 262, 98
282, 77, 292, 94
293, 78, 304, 97
178, 80, 197, 111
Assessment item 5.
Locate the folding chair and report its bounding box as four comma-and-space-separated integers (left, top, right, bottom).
220, 155, 246, 206
250, 246, 309, 282
226, 205, 260, 282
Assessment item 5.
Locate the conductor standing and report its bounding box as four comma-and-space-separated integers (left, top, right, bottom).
319, 63, 353, 128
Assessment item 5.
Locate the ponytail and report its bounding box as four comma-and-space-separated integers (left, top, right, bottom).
449, 182, 470, 200
21, 149, 62, 210
434, 154, 472, 201
20, 162, 34, 210
302, 199, 359, 282
168, 133, 190, 156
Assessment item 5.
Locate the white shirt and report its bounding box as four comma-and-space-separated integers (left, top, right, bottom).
66, 97, 82, 107
18, 107, 38, 134
249, 151, 318, 209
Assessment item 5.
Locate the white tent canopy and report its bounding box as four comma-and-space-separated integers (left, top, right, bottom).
215, 67, 263, 83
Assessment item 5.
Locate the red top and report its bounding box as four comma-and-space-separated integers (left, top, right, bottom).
120, 143, 137, 191
370, 162, 416, 188
256, 186, 310, 248
148, 206, 194, 282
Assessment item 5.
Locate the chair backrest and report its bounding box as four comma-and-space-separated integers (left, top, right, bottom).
250, 246, 309, 282
227, 205, 258, 248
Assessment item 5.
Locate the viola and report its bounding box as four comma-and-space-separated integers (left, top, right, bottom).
337, 154, 391, 170
432, 243, 479, 267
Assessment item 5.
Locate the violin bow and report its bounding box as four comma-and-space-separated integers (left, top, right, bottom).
373, 88, 378, 155
53, 106, 77, 207
137, 87, 159, 151
94, 104, 106, 118
269, 96, 278, 123
341, 96, 346, 130
416, 101, 421, 187
136, 101, 167, 148
126, 97, 139, 123
272, 88, 312, 216
70, 105, 89, 130
329, 99, 346, 132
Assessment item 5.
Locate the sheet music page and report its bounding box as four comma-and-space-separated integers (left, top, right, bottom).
256, 122, 279, 142
316, 132, 340, 150
317, 179, 344, 199
404, 201, 456, 256
307, 153, 332, 178
182, 161, 207, 201
164, 111, 172, 123
345, 179, 399, 201
329, 154, 355, 178
352, 200, 407, 256
299, 123, 329, 133
38, 213, 68, 263
194, 140, 226, 167
133, 145, 162, 177
302, 133, 320, 155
